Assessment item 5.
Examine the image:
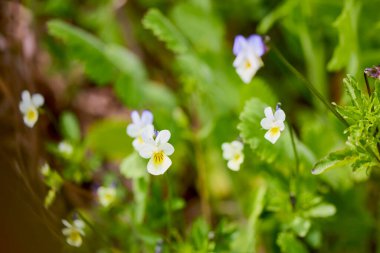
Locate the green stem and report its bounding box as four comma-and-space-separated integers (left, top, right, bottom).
77, 211, 112, 247
288, 123, 299, 211
272, 46, 349, 127
164, 173, 173, 240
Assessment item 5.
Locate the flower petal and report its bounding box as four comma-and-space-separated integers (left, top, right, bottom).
141, 110, 153, 125
227, 159, 241, 171
131, 111, 140, 124
156, 130, 170, 145
139, 143, 156, 158
231, 141, 243, 151
127, 124, 139, 138
74, 219, 85, 230
264, 107, 274, 120
31, 93, 44, 107
62, 219, 72, 228
247, 35, 266, 57
21, 90, 31, 103
264, 129, 281, 144
260, 118, 272, 130
274, 109, 286, 122
222, 143, 233, 159
233, 35, 247, 56
147, 155, 172, 175
161, 143, 174, 155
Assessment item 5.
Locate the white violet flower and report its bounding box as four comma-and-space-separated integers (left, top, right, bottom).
127, 110, 155, 151
97, 185, 116, 207
260, 106, 286, 144
233, 34, 267, 84
58, 141, 73, 156
19, 90, 44, 128
222, 141, 244, 171
62, 218, 85, 247
138, 130, 174, 175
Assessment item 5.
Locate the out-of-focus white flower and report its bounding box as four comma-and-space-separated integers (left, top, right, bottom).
58, 141, 73, 156
138, 130, 174, 175
62, 219, 85, 247
233, 35, 267, 84
222, 141, 244, 171
19, 90, 44, 128
97, 185, 116, 207
127, 110, 155, 151
260, 106, 286, 144
41, 163, 50, 176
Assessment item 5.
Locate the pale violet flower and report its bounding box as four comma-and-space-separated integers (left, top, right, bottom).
97, 185, 116, 207
19, 90, 44, 128
127, 110, 154, 151
58, 141, 73, 156
138, 130, 174, 175
62, 218, 85, 247
233, 35, 267, 84
222, 141, 244, 171
260, 106, 286, 144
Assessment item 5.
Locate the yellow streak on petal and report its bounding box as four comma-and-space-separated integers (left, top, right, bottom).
269, 127, 280, 137
26, 107, 37, 122
153, 151, 164, 165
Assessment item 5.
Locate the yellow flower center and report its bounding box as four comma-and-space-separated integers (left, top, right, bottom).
103, 192, 114, 202
69, 229, 82, 243
244, 60, 252, 69
153, 151, 164, 165
233, 153, 241, 161
137, 136, 144, 144
26, 107, 37, 122
269, 127, 280, 137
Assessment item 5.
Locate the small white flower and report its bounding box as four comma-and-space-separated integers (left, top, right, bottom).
58, 141, 73, 156
127, 110, 155, 151
260, 106, 286, 144
97, 186, 116, 207
233, 35, 267, 84
138, 130, 174, 175
222, 141, 244, 171
41, 163, 50, 176
19, 90, 44, 128
62, 219, 85, 247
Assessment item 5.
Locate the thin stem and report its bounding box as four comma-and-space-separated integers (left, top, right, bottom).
272, 46, 349, 127
77, 211, 112, 247
288, 123, 299, 211
164, 173, 173, 240
364, 72, 372, 96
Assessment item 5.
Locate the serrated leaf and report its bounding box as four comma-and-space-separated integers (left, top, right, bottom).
343, 75, 364, 109
142, 9, 189, 54
312, 148, 355, 175
306, 203, 336, 218
120, 153, 146, 179
277, 232, 308, 253
327, 0, 360, 72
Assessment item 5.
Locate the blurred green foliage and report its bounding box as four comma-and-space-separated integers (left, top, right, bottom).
24, 0, 380, 252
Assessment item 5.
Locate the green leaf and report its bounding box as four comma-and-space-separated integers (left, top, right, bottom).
290, 216, 311, 238
170, 2, 223, 52
133, 176, 149, 224
327, 0, 360, 72
306, 203, 336, 218
257, 0, 298, 34
47, 19, 117, 84
277, 232, 308, 253
84, 119, 132, 159
312, 148, 355, 175
142, 9, 189, 54
60, 111, 81, 142
120, 153, 146, 179
343, 75, 364, 109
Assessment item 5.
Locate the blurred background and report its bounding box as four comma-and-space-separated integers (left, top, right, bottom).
1, 0, 380, 252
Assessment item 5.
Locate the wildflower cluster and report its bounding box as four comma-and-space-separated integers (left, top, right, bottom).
127, 110, 174, 175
